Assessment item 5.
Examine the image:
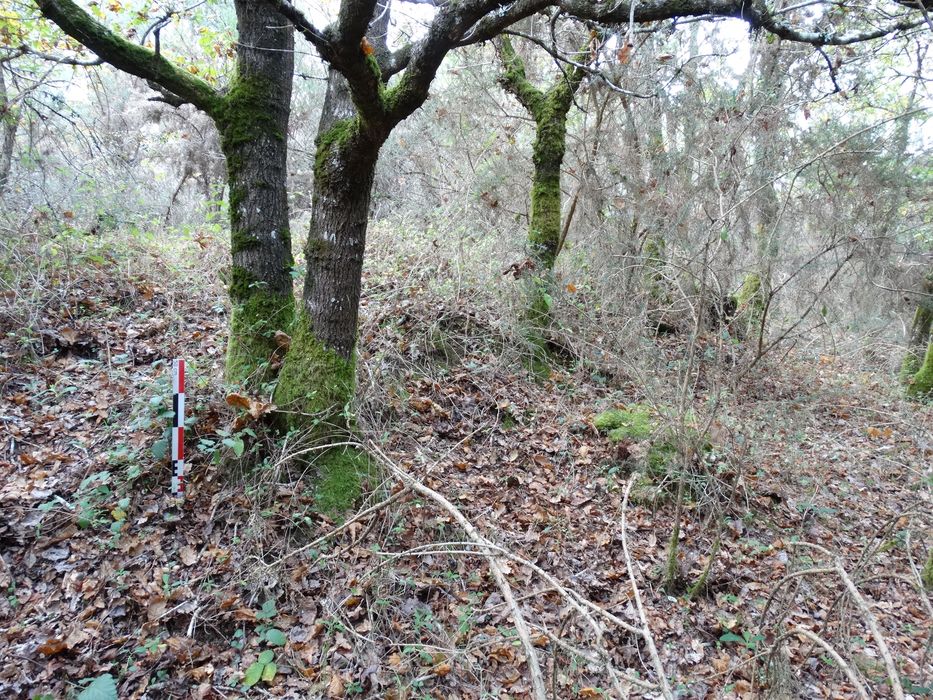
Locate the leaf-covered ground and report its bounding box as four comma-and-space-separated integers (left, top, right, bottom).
1, 232, 931, 699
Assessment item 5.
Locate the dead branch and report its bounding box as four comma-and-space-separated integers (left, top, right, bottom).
622, 475, 675, 699
770, 626, 870, 700
787, 541, 904, 699
369, 443, 549, 700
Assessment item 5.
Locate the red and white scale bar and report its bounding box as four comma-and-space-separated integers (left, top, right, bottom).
171, 359, 186, 497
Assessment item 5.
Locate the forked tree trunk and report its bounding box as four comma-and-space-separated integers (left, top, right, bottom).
219, 0, 296, 386
498, 37, 584, 366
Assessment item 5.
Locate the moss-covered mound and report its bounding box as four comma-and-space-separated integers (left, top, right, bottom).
592, 405, 683, 498
593, 406, 654, 441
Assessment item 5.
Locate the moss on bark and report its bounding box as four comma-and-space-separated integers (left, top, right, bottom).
906, 339, 933, 400
901, 302, 933, 385
273, 312, 368, 513
736, 272, 766, 336
226, 278, 294, 386
274, 312, 356, 426
313, 118, 360, 187
314, 447, 372, 515
923, 550, 933, 591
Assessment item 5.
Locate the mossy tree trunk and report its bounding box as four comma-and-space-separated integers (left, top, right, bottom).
0, 63, 19, 197
906, 339, 933, 399
498, 36, 585, 362
36, 0, 297, 388
219, 0, 296, 386
273, 60, 385, 511
900, 272, 933, 388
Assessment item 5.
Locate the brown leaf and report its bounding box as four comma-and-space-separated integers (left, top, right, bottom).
147, 597, 167, 622
37, 638, 68, 656
226, 393, 252, 411
274, 330, 291, 350
179, 545, 198, 566
433, 661, 452, 677
326, 671, 345, 698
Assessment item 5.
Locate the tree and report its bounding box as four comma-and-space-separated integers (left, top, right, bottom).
31, 0, 296, 387
903, 271, 933, 397
496, 33, 587, 366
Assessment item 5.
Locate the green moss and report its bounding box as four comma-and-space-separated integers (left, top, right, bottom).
906, 339, 933, 400
273, 312, 357, 430
271, 314, 370, 515
529, 173, 561, 268
901, 304, 933, 385
313, 118, 359, 187
230, 226, 262, 254
219, 75, 281, 153
314, 447, 372, 515
226, 284, 294, 386
899, 353, 922, 385
594, 406, 654, 440
646, 439, 680, 477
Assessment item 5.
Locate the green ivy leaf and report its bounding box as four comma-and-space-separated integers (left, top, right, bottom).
258, 650, 275, 665
223, 436, 245, 457
77, 674, 118, 700
151, 438, 168, 460
264, 628, 287, 647
261, 662, 277, 682
242, 661, 264, 688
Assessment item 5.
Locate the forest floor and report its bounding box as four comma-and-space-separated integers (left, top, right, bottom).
1, 230, 931, 699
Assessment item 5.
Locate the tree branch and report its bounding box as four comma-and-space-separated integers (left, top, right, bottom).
34, 0, 222, 116
497, 35, 546, 115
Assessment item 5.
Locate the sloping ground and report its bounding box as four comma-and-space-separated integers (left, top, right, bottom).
0, 238, 930, 699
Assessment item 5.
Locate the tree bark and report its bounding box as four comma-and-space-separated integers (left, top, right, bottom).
273, 55, 385, 511
0, 64, 19, 198
901, 272, 933, 392
220, 0, 296, 385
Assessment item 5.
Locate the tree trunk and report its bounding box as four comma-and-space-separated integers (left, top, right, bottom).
274, 70, 384, 510
902, 272, 933, 392
0, 64, 19, 198
219, 0, 296, 386
497, 37, 584, 367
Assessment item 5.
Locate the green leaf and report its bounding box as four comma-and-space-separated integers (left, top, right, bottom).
264, 628, 287, 647
719, 632, 745, 644
256, 599, 277, 620
223, 436, 245, 457
77, 674, 118, 700
151, 438, 168, 460
258, 650, 275, 665
261, 662, 277, 683
242, 661, 264, 688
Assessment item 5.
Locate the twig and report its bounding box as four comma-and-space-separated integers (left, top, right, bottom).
788, 542, 904, 699
369, 443, 548, 700
621, 475, 674, 699
266, 486, 411, 567
771, 626, 869, 700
